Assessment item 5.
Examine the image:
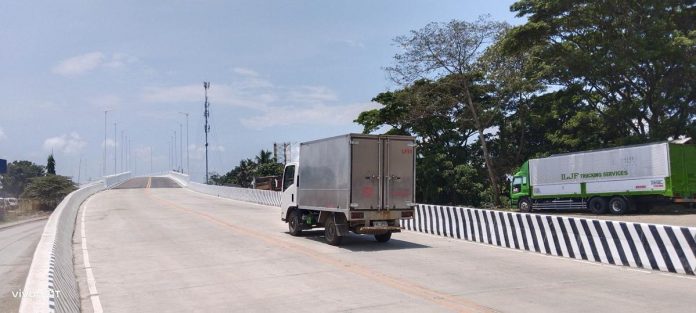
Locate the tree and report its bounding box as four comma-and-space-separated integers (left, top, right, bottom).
0, 160, 45, 197
254, 150, 274, 164
505, 0, 696, 141
384, 17, 509, 206
22, 175, 76, 210
255, 162, 284, 177
47, 154, 56, 175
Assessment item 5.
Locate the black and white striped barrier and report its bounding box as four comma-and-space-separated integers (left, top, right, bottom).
401, 204, 696, 276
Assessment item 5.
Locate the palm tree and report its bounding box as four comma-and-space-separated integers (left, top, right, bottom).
254, 150, 274, 164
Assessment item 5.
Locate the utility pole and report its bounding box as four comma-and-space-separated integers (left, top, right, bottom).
203, 81, 211, 184
103, 110, 111, 176
113, 122, 118, 174
149, 146, 153, 174
178, 112, 190, 174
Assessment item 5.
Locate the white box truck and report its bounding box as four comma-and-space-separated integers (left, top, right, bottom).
280, 134, 416, 245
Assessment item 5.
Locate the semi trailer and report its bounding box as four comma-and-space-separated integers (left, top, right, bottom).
511, 142, 696, 214
280, 134, 416, 245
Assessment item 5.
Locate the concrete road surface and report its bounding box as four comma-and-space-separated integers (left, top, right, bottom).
74, 177, 696, 313
0, 219, 47, 313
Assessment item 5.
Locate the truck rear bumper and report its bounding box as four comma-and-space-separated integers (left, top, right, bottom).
348, 209, 414, 221
354, 226, 402, 235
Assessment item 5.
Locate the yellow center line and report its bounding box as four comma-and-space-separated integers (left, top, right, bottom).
144, 188, 496, 313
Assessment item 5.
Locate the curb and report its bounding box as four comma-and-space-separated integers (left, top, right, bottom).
0, 216, 50, 231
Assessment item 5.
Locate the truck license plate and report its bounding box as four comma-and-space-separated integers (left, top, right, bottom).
373, 221, 388, 227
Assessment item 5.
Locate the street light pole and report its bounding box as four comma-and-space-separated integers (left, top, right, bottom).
178, 112, 189, 174
173, 130, 177, 172
103, 110, 111, 176
113, 122, 118, 175
121, 130, 124, 173
179, 123, 183, 172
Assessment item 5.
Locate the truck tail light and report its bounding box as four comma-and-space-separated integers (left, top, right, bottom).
351, 212, 364, 219
401, 211, 413, 218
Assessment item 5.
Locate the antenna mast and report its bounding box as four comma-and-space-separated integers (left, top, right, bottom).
203, 81, 211, 184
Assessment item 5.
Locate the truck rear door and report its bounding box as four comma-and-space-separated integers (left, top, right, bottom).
351, 137, 382, 210
384, 138, 415, 209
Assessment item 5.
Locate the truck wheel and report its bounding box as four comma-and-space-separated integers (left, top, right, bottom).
609, 197, 629, 215
518, 197, 533, 213
588, 197, 609, 214
324, 217, 343, 246
374, 232, 392, 243
288, 210, 303, 236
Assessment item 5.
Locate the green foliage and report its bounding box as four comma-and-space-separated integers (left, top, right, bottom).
22, 175, 76, 210
47, 154, 56, 175
256, 162, 284, 177
211, 150, 284, 188
0, 160, 46, 197
505, 0, 696, 141
356, 5, 694, 208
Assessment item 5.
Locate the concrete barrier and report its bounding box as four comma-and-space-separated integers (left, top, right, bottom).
401, 204, 696, 276
167, 172, 281, 207
167, 172, 696, 276
19, 172, 131, 313
168, 171, 190, 187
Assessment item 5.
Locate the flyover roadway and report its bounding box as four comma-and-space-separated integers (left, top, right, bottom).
0, 219, 47, 313
74, 177, 696, 313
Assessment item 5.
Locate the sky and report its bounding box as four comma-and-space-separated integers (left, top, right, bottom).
0, 0, 523, 183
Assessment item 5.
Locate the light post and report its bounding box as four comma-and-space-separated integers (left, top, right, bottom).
113, 122, 118, 174
178, 112, 189, 174
103, 110, 111, 176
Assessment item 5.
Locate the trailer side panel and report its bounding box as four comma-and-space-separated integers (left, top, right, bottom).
530, 143, 670, 197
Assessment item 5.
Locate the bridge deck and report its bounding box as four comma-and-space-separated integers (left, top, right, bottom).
74, 177, 696, 313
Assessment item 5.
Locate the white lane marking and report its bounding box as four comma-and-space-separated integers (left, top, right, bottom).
81, 197, 104, 313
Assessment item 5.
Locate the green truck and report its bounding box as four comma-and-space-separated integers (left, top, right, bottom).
510, 142, 696, 214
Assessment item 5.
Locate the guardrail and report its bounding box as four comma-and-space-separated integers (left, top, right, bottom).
19, 172, 131, 313
167, 172, 281, 206
401, 204, 696, 276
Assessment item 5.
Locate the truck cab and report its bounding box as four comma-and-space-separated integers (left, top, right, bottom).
510, 161, 531, 210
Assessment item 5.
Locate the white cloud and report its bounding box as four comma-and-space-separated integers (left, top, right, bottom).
287, 86, 337, 103
89, 94, 122, 110
103, 53, 138, 69
141, 82, 275, 109
241, 102, 380, 129
337, 39, 365, 49
0, 127, 6, 141
52, 52, 137, 76
188, 144, 225, 160
101, 139, 116, 149
43, 132, 87, 154
142, 68, 375, 129
232, 67, 259, 77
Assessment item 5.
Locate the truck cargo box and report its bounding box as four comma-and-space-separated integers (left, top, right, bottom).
297, 134, 416, 211
529, 142, 696, 198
